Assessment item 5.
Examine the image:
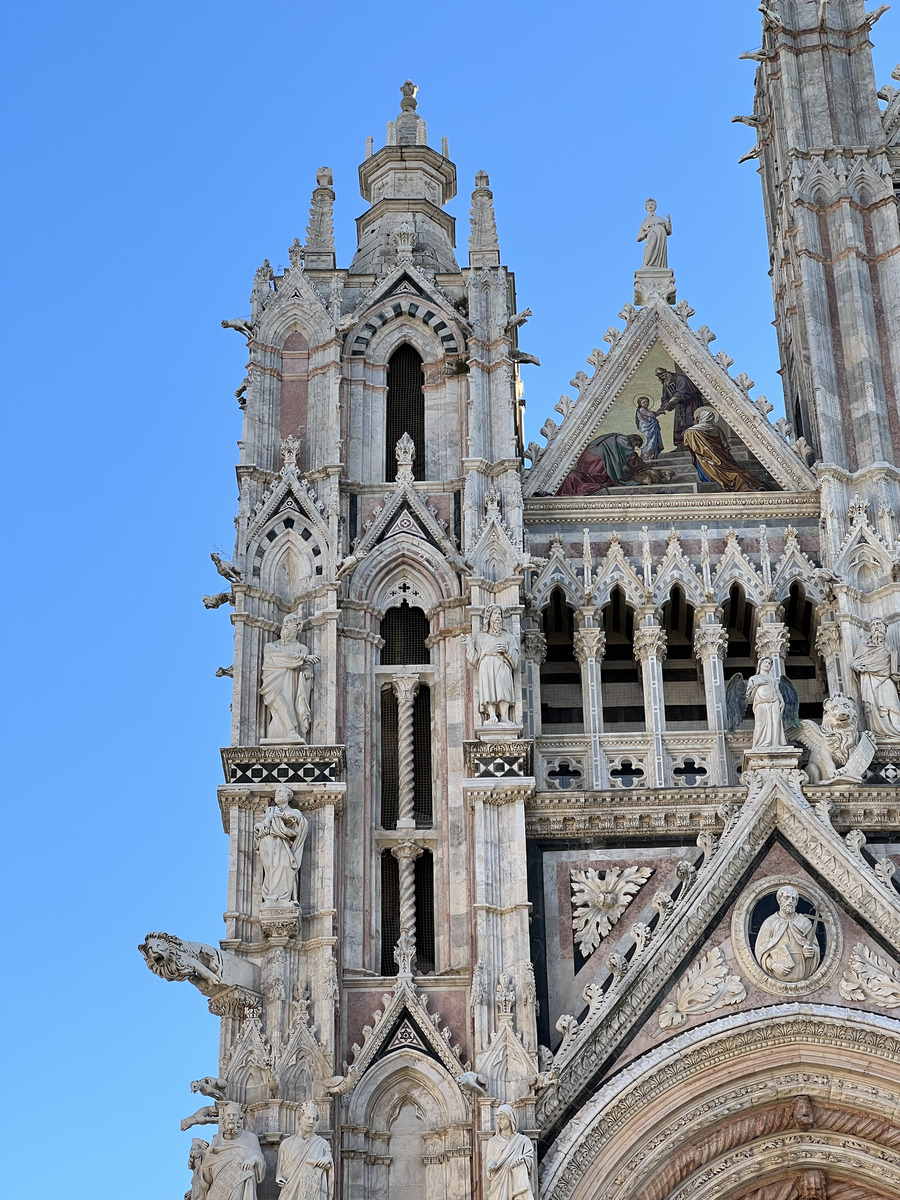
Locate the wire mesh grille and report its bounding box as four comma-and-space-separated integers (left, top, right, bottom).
385, 344, 425, 481
380, 687, 399, 829
413, 685, 433, 827
380, 602, 431, 665
380, 850, 400, 975
415, 851, 435, 974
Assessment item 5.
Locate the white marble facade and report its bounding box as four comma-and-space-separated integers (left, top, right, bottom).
142, 11, 900, 1199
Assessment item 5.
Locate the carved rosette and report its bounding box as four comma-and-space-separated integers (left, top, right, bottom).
574, 629, 606, 666
633, 625, 667, 664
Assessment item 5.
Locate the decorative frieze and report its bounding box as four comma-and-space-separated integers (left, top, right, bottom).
464, 739, 532, 778
221, 745, 345, 785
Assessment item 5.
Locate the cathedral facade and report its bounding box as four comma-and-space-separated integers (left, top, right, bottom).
141, 5, 900, 1199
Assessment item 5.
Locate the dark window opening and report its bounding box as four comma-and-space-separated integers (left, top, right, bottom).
540, 589, 583, 731
602, 587, 644, 731
380, 850, 400, 975
415, 851, 435, 974
662, 587, 706, 729
380, 601, 430, 665
783, 581, 826, 722
386, 344, 425, 481
380, 687, 399, 828
413, 685, 433, 826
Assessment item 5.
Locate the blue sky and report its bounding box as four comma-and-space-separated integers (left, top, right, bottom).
3, 1, 898, 1194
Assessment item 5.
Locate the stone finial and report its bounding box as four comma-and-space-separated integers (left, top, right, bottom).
304, 167, 336, 270
469, 170, 500, 268
395, 432, 415, 483
396, 80, 426, 146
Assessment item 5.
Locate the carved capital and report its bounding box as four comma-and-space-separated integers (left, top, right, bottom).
523, 629, 548, 664
574, 629, 606, 665
693, 623, 728, 662
633, 624, 667, 664
816, 621, 843, 661
756, 621, 789, 661
391, 839, 424, 864
391, 673, 421, 706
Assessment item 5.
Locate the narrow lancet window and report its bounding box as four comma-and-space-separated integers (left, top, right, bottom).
386, 344, 425, 481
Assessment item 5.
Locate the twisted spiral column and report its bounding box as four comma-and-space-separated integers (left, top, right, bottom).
392, 840, 423, 974
392, 674, 420, 829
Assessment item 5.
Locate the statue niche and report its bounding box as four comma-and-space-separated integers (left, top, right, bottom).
752, 886, 822, 983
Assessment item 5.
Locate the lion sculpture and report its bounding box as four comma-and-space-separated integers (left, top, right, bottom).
794, 693, 875, 784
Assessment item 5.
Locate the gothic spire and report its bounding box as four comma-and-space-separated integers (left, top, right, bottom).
303, 167, 336, 271
468, 171, 500, 268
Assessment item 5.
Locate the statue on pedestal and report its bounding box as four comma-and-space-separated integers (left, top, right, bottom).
851, 619, 900, 738
747, 658, 786, 749
465, 606, 519, 725
261, 615, 320, 744
637, 198, 671, 268
485, 1104, 535, 1200
276, 1102, 334, 1200
199, 1103, 265, 1200
254, 785, 308, 908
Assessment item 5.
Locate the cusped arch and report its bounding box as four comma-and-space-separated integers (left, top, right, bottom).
348, 300, 463, 363
593, 567, 646, 610
349, 536, 461, 612
540, 1004, 900, 1200
345, 1047, 469, 1131
257, 295, 335, 350
712, 563, 766, 608
531, 569, 583, 613
771, 563, 825, 607
249, 517, 325, 601
652, 563, 706, 608
361, 314, 455, 368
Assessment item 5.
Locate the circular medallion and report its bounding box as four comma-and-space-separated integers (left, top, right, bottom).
730, 875, 842, 997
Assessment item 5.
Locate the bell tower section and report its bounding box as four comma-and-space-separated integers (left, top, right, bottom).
746, 0, 900, 469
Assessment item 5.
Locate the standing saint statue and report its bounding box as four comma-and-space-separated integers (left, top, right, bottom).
851, 618, 900, 738
261, 614, 320, 744
276, 1102, 334, 1200
754, 885, 820, 982
747, 657, 786, 749
254, 785, 308, 908
637, 198, 672, 268
465, 606, 520, 725
199, 1103, 265, 1200
485, 1104, 535, 1200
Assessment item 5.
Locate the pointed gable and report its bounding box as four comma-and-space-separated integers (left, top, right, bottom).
525, 299, 816, 498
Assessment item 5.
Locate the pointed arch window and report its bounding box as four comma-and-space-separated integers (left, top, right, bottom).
386, 344, 425, 482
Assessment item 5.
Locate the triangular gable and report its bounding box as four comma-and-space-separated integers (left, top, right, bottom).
353, 479, 464, 568
344, 261, 469, 357
537, 766, 900, 1138
525, 300, 816, 498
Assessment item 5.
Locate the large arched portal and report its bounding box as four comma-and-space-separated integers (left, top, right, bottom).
539, 1006, 900, 1200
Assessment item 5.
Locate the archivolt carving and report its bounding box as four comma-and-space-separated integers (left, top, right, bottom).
539, 1006, 900, 1200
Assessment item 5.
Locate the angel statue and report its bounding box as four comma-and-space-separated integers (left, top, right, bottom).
725, 668, 799, 746
792, 694, 876, 784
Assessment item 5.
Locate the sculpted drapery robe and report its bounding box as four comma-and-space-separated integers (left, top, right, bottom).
558, 433, 643, 495
637, 211, 670, 267
254, 805, 308, 906
276, 1130, 333, 1200
200, 1129, 265, 1200
756, 908, 820, 981
468, 629, 519, 709
261, 639, 314, 741
485, 1107, 535, 1200
747, 670, 786, 749
851, 639, 900, 738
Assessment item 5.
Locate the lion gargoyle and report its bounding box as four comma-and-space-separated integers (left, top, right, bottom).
793, 693, 876, 785
138, 932, 259, 997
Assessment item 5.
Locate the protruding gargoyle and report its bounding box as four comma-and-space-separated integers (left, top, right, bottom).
215, 665, 233, 678
138, 932, 258, 997
511, 350, 541, 367
221, 318, 253, 339
505, 308, 532, 331
457, 1070, 489, 1096
181, 1077, 228, 1131
203, 592, 232, 609
792, 694, 876, 784
210, 552, 242, 584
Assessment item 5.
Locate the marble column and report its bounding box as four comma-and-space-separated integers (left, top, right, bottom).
392, 674, 420, 830
634, 610, 667, 788
574, 624, 608, 789
755, 604, 789, 679
392, 840, 423, 967
693, 615, 729, 785
816, 616, 845, 696
521, 624, 547, 739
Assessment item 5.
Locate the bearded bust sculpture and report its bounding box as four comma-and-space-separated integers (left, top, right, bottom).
754, 886, 821, 982
261, 614, 320, 744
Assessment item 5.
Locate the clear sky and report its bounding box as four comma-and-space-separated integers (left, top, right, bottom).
3, 1, 898, 1195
